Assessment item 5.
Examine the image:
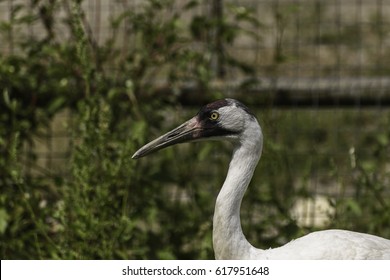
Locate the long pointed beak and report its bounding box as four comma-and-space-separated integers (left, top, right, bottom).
132, 117, 201, 159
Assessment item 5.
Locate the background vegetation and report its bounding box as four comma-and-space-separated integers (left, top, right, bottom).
1, 0, 389, 259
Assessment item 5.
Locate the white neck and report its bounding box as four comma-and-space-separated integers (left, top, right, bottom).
213, 120, 264, 259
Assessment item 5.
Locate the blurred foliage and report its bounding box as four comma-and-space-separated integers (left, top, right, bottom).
0, 0, 258, 259
0, 0, 389, 260
253, 109, 390, 247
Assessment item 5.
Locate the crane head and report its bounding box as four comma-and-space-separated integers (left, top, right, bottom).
132, 98, 258, 159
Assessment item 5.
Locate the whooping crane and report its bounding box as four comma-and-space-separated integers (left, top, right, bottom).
132, 98, 390, 259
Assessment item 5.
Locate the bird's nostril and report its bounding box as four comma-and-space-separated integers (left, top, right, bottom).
167, 131, 179, 139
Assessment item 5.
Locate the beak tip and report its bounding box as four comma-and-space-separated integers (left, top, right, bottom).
132, 117, 198, 160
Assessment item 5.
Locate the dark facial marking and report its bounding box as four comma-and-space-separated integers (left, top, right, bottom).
194, 99, 240, 138
197, 100, 222, 123
197, 99, 229, 121
204, 99, 230, 111
197, 98, 255, 121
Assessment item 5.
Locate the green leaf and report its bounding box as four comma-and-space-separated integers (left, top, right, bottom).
48, 97, 66, 114
346, 199, 362, 216
0, 208, 9, 234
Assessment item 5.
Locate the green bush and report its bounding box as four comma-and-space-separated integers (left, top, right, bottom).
0, 0, 259, 259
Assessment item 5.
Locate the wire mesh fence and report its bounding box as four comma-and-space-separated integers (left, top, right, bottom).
3, 1, 390, 80
1, 0, 389, 258
2, 0, 390, 209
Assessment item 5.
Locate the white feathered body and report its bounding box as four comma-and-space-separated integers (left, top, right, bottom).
245, 230, 390, 260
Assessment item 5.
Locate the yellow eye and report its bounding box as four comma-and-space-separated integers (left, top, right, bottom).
209, 112, 219, 121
